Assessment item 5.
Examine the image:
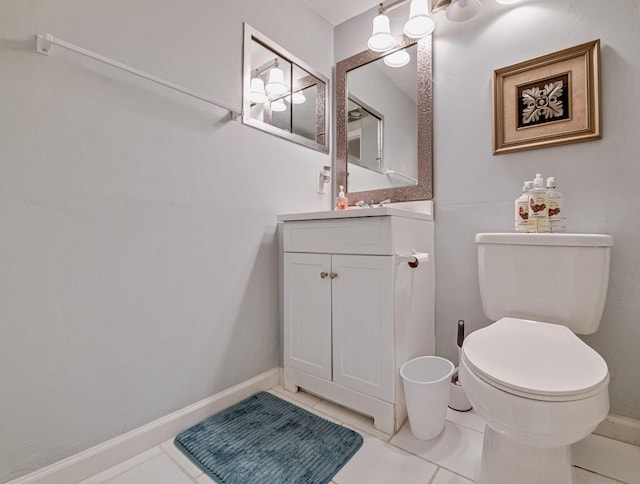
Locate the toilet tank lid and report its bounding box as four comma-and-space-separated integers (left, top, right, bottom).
475, 233, 613, 247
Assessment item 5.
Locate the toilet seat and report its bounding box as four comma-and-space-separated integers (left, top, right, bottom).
462, 317, 609, 401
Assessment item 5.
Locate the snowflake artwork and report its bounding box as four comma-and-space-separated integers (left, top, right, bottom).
517, 73, 570, 129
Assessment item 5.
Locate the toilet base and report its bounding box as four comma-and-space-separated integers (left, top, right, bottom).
478, 426, 576, 484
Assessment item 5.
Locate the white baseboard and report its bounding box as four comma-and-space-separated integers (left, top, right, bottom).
593, 413, 640, 447
9, 368, 281, 484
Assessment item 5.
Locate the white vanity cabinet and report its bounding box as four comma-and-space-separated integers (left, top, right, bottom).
278, 208, 434, 434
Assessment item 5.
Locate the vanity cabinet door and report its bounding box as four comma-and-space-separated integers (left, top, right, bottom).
283, 252, 332, 381
331, 255, 395, 402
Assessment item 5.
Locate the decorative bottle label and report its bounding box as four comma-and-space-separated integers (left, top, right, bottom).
529, 193, 549, 233
515, 199, 529, 232
548, 198, 565, 232
548, 199, 560, 227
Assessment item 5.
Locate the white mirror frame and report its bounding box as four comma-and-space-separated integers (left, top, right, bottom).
242, 24, 330, 153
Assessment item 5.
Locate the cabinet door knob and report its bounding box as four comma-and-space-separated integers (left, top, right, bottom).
320, 271, 329, 279
329, 272, 338, 279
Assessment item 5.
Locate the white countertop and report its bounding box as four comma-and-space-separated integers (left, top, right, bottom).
277, 205, 432, 222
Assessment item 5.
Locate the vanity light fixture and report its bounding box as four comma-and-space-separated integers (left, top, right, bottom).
251, 59, 299, 105
367, 0, 523, 46
271, 98, 287, 112
290, 91, 306, 104
367, 13, 395, 52
446, 0, 482, 22
368, 0, 434, 53
265, 60, 288, 96
249, 77, 268, 104
403, 0, 436, 38
250, 60, 305, 106
383, 49, 411, 67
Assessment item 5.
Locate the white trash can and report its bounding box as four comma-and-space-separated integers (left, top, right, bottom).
400, 356, 455, 440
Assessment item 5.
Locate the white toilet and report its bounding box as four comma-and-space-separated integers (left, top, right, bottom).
459, 233, 613, 484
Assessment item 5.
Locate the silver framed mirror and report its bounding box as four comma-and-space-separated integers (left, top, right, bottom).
243, 24, 329, 153
336, 35, 433, 203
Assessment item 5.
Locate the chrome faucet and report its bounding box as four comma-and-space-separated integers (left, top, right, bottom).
356, 199, 391, 208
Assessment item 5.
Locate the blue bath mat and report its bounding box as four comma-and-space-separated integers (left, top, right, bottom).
174, 391, 363, 484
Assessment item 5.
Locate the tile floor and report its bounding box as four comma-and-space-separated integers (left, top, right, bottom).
81, 385, 640, 484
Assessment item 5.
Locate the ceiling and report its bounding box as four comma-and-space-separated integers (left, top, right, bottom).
298, 0, 380, 26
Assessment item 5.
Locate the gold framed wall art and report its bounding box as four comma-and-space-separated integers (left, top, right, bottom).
493, 39, 601, 155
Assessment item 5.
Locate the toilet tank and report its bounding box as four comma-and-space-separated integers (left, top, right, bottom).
476, 233, 613, 335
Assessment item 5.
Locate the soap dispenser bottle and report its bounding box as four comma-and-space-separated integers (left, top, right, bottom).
336, 185, 348, 210
546, 176, 565, 232
514, 182, 530, 232
528, 174, 549, 233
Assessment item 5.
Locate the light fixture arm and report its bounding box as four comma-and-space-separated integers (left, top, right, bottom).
254, 58, 280, 78
378, 0, 411, 15
379, 0, 435, 14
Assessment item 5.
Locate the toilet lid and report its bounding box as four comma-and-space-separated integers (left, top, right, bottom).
462, 318, 609, 400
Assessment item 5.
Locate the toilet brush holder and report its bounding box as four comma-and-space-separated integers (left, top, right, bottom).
449, 320, 472, 411
448, 368, 472, 412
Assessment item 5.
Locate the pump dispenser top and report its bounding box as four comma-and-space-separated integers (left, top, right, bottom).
533, 173, 544, 188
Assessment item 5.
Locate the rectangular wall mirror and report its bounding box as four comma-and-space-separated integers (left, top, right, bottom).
243, 24, 329, 153
336, 35, 433, 203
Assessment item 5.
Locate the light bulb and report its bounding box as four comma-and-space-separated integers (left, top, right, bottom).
291, 92, 306, 104
271, 99, 287, 112
446, 0, 482, 22
249, 77, 267, 104
404, 0, 435, 38
384, 50, 410, 68
265, 66, 288, 96
367, 14, 395, 52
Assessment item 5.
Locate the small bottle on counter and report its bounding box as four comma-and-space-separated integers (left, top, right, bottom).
514, 181, 530, 232
529, 174, 549, 233
524, 181, 536, 232
546, 177, 565, 232
336, 185, 348, 210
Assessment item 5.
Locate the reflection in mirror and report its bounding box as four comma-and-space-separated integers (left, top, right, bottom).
347, 44, 418, 192
336, 36, 433, 203
347, 96, 383, 175
243, 24, 329, 153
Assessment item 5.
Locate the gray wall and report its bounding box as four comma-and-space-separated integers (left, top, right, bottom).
0, 0, 333, 481
336, 0, 640, 420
